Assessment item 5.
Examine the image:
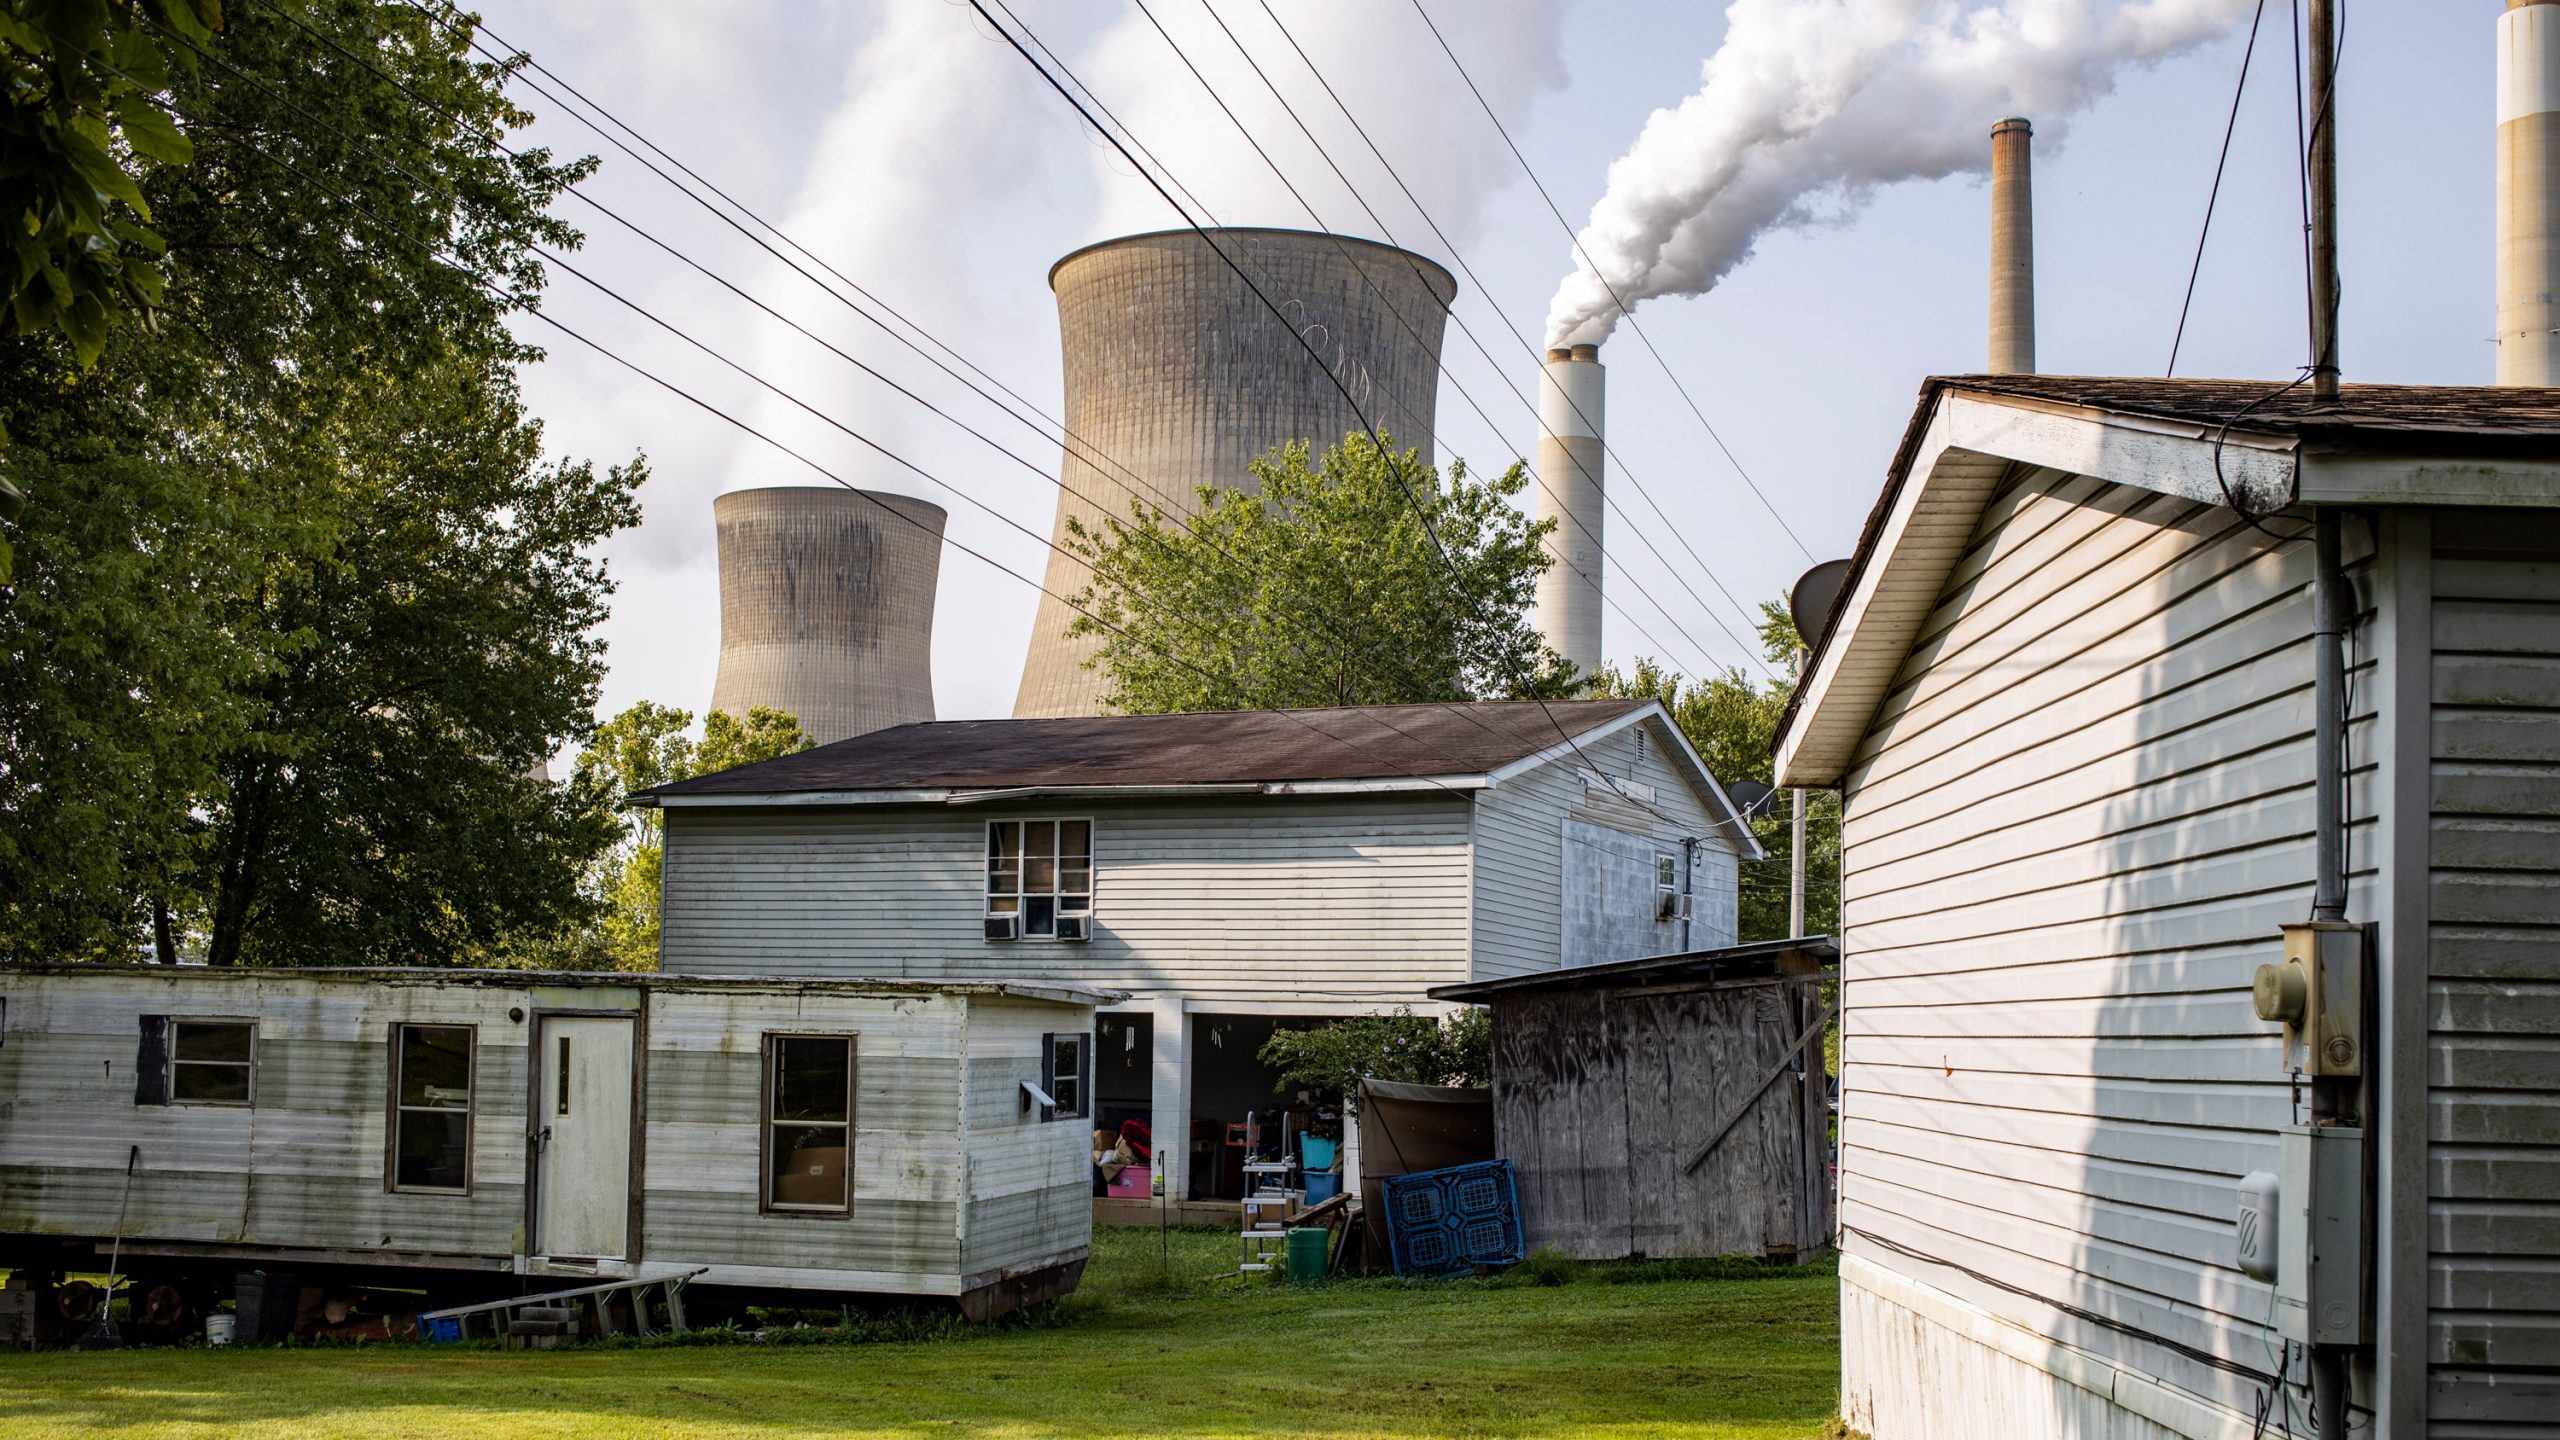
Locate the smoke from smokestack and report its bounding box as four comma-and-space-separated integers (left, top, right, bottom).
1544, 0, 2255, 348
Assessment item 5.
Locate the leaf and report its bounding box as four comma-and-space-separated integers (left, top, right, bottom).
112, 97, 191, 166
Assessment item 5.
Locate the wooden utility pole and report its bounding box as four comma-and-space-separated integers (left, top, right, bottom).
2309, 0, 2340, 399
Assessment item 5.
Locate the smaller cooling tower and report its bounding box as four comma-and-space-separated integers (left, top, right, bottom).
709, 486, 944, 747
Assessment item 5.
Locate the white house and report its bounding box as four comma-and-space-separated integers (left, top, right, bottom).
1777, 374, 2560, 1438
644, 698, 1760, 1203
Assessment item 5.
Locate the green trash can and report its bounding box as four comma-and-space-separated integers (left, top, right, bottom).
1285, 1227, 1330, 1282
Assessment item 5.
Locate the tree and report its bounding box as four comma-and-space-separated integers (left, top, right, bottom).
1064, 433, 1578, 714
1258, 1008, 1491, 1110
1591, 600, 1841, 945
573, 704, 814, 971
0, 2, 633, 965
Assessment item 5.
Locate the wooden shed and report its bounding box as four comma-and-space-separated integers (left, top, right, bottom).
0, 965, 1119, 1322
1430, 937, 1837, 1262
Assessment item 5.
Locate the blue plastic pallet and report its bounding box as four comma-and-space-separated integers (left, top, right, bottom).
1380, 1159, 1525, 1277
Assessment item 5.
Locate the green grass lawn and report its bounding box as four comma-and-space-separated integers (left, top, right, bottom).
0, 1229, 1841, 1439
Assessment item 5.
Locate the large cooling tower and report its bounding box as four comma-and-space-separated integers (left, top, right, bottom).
1013, 227, 1458, 718
2501, 1, 2560, 385
710, 486, 944, 747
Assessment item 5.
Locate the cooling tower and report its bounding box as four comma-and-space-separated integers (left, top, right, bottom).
2502, 2, 2560, 385
1012, 227, 1458, 718
1535, 343, 1606, 679
1989, 117, 2035, 376
710, 486, 944, 747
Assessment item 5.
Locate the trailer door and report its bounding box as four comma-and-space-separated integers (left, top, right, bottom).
533, 1014, 636, 1259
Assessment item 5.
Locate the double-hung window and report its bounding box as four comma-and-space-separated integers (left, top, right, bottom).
986, 820, 1093, 938
1039, 1032, 1089, 1122
764, 1034, 856, 1214
390, 1024, 474, 1194
168, 1020, 255, 1105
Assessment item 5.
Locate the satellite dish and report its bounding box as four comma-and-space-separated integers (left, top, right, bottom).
1789, 559, 1856, 647
1726, 779, 1780, 820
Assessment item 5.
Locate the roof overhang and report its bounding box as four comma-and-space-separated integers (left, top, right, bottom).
1429, 934, 1838, 1002
641, 777, 1495, 809
1773, 388, 2299, 788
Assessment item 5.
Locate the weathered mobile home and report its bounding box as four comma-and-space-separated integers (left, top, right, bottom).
1779, 375, 2560, 1438
0, 966, 1118, 1322
1431, 937, 1837, 1262
642, 699, 1761, 1206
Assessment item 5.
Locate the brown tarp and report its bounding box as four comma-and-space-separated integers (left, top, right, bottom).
1355, 1079, 1495, 1265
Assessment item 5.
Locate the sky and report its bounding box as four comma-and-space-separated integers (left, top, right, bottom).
470, 0, 2498, 753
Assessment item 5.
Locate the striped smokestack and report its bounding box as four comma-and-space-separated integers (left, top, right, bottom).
2501, 1, 2560, 385
1535, 343, 1605, 678
1989, 117, 2035, 375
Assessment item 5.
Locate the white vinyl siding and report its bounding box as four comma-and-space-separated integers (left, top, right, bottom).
663, 795, 1477, 1005
1835, 467, 2383, 1432
2425, 508, 2560, 1436
1470, 716, 1742, 980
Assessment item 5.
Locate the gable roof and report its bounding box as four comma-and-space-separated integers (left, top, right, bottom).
642, 698, 1762, 857
1774, 375, 2560, 788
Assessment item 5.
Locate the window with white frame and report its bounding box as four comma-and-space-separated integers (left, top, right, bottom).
985, 820, 1093, 939
1040, 1032, 1089, 1122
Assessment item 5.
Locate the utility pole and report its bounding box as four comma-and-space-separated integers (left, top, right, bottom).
2308, 0, 2341, 400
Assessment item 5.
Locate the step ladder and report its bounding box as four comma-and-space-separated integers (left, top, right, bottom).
415, 1265, 706, 1344
1239, 1161, 1295, 1272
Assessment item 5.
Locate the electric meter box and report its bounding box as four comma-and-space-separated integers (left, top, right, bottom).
2273, 1123, 2366, 1346
2262, 921, 2365, 1076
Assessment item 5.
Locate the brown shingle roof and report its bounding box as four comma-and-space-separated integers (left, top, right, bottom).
1937, 374, 2560, 449
642, 699, 1654, 799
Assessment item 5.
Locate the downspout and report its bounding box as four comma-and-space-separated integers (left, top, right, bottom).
2308, 505, 2352, 1440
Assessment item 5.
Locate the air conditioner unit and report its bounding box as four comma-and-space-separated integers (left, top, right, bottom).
1655, 888, 1689, 921
1055, 914, 1091, 943
984, 914, 1020, 941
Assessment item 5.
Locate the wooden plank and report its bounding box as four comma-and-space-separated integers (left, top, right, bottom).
1683, 1004, 1834, 1175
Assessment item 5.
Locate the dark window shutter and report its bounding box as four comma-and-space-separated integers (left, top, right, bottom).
1074, 1035, 1092, 1120
134, 1015, 169, 1106
1039, 1034, 1058, 1123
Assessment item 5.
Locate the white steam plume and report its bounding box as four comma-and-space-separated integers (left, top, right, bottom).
1546, 0, 2256, 347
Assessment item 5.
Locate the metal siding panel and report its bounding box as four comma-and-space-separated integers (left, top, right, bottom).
2429, 511, 2560, 1432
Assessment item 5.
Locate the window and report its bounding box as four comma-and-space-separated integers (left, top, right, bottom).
168, 1021, 255, 1105
764, 1034, 855, 1214
1040, 1032, 1089, 1122
986, 820, 1092, 939
391, 1025, 474, 1194
1655, 854, 1679, 892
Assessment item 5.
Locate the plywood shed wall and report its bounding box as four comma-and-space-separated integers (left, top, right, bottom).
1444, 942, 1833, 1262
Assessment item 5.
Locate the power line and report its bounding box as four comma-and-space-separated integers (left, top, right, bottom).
262, 0, 1676, 758
964, 0, 1695, 833
2167, 0, 2271, 377
1404, 0, 1816, 566
1131, 0, 1777, 678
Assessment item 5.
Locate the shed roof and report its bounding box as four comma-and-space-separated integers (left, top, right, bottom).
1774, 375, 2560, 787
648, 699, 1636, 793
1428, 936, 1838, 1002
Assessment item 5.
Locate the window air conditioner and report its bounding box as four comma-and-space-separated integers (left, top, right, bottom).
1055, 914, 1090, 943
984, 914, 1020, 941
1655, 888, 1689, 921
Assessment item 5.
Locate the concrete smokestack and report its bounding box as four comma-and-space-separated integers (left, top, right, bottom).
710, 486, 944, 747
1014, 228, 1457, 718
1535, 343, 1605, 678
1988, 117, 2035, 375
2501, 1, 2560, 385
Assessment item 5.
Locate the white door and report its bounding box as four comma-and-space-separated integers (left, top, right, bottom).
534, 1015, 635, 1259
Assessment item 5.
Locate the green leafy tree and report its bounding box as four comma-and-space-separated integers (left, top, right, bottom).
1593, 600, 1841, 945
573, 704, 814, 971
1259, 1008, 1491, 1111
1065, 433, 1578, 713
0, 2, 633, 966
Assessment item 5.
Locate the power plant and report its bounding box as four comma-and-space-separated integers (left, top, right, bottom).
1533, 343, 1607, 679
1012, 227, 1459, 718
2500, 0, 2560, 385
709, 486, 945, 747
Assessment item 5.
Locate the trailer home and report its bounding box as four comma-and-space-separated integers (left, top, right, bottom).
0, 965, 1119, 1324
